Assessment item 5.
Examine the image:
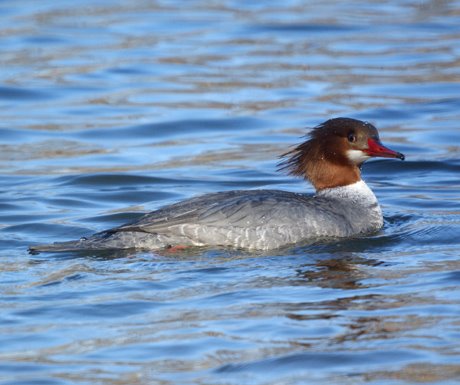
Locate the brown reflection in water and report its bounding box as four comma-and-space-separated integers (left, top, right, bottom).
0, 140, 109, 162
368, 363, 460, 383
334, 312, 441, 344
295, 255, 382, 290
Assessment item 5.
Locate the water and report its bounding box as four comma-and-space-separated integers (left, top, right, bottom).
1, 1, 460, 384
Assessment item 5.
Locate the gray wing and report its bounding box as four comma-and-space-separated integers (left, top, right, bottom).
111, 189, 330, 234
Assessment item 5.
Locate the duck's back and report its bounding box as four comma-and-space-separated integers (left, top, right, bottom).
123, 189, 342, 249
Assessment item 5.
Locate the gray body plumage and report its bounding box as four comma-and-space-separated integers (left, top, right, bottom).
30, 180, 383, 252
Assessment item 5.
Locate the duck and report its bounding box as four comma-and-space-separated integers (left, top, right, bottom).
29, 117, 404, 253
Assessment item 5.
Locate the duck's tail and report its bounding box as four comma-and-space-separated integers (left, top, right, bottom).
28, 237, 104, 254
28, 230, 165, 254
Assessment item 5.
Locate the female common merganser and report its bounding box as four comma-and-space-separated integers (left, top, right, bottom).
29, 118, 404, 253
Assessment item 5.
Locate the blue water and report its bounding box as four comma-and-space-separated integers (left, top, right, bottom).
1, 1, 460, 384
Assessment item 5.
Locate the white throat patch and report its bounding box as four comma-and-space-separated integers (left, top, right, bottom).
347, 149, 370, 165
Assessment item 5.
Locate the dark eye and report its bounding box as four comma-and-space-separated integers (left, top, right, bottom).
348, 132, 356, 143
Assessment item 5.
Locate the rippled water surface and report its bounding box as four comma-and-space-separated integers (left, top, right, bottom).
1, 1, 460, 384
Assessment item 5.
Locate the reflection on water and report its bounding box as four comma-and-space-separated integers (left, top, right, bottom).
1, 0, 460, 384
295, 255, 382, 290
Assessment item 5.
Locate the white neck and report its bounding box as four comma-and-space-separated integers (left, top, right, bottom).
316, 180, 378, 206
316, 179, 383, 233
